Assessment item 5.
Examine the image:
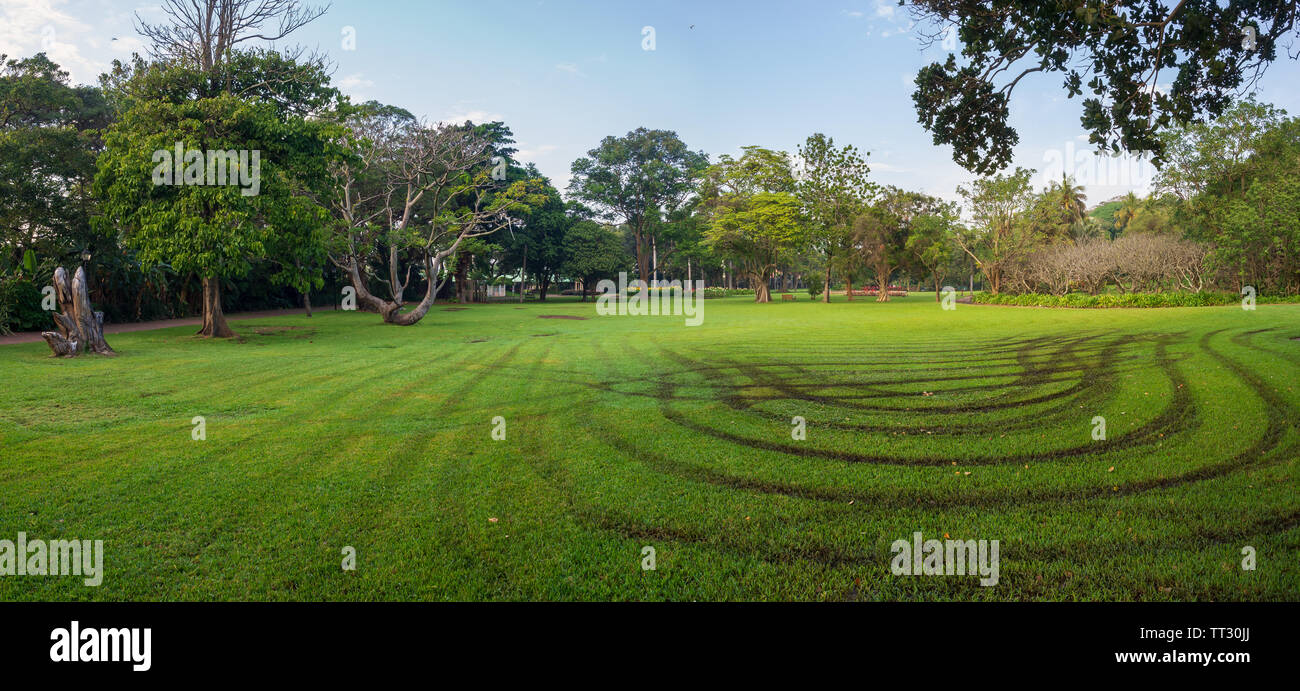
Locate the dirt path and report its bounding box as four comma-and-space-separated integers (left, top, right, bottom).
0, 305, 334, 346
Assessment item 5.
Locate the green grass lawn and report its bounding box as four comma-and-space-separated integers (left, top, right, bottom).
2, 295, 1297, 600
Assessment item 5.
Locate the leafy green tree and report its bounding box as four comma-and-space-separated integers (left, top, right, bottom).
954, 167, 1039, 294
699, 147, 805, 303
1113, 192, 1141, 237
0, 53, 109, 269
568, 128, 708, 286
1155, 98, 1298, 291
501, 171, 568, 301
906, 200, 959, 300
561, 221, 631, 301
857, 187, 946, 302
94, 56, 340, 337
94, 0, 334, 336
1154, 96, 1284, 203
796, 133, 874, 302
907, 0, 1298, 173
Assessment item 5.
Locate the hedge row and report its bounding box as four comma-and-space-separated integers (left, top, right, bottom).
702, 287, 756, 298
971, 291, 1300, 308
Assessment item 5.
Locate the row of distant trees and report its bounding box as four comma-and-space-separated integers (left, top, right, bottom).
953, 98, 1300, 297
567, 101, 1300, 303
0, 1, 634, 335
3, 1, 1298, 336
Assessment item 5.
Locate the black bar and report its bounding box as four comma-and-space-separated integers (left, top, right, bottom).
0, 602, 1289, 679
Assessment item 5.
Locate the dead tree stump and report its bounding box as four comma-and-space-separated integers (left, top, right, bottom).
40, 266, 114, 357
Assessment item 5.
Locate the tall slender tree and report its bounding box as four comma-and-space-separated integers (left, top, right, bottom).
796, 133, 874, 302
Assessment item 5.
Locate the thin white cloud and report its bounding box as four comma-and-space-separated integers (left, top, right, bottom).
516, 143, 558, 162
555, 62, 585, 77
337, 73, 374, 90
872, 161, 912, 174
440, 108, 506, 125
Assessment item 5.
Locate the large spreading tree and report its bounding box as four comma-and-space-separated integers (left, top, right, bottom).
93, 0, 335, 337
699, 146, 806, 303
852, 187, 945, 302
1155, 98, 1300, 291
95, 53, 340, 337
327, 109, 545, 324
568, 128, 708, 286
906, 0, 1300, 173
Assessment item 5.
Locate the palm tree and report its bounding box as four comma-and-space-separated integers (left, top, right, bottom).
1113, 192, 1141, 239
1055, 173, 1088, 226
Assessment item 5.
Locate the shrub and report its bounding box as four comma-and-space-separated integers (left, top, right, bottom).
971, 291, 1300, 308
0, 277, 50, 334
702, 287, 756, 299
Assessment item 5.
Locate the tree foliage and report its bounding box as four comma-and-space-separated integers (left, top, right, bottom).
568, 128, 708, 285
700, 147, 805, 302
907, 0, 1300, 173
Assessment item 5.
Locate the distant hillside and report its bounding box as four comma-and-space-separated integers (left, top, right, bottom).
1089, 200, 1123, 227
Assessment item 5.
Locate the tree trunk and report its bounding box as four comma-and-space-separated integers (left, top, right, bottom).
519, 245, 527, 303
822, 264, 831, 303
197, 276, 235, 338
456, 253, 472, 303
41, 266, 114, 357
635, 226, 649, 286
846, 276, 854, 301
384, 255, 441, 326
754, 276, 771, 303
302, 290, 312, 317
933, 272, 941, 302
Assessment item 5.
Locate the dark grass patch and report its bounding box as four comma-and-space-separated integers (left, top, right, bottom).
443, 307, 469, 311
248, 326, 310, 335
242, 326, 316, 344
538, 314, 588, 320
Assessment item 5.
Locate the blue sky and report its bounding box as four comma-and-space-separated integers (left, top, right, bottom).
5, 0, 1300, 206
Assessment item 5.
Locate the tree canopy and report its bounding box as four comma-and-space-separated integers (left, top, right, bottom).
908, 0, 1300, 173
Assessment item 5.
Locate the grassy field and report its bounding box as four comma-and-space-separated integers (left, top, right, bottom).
1, 295, 1297, 601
